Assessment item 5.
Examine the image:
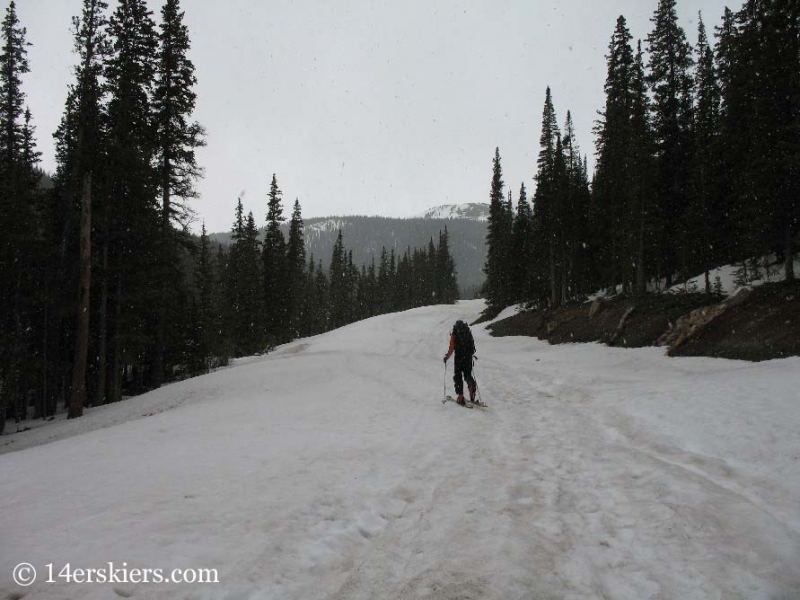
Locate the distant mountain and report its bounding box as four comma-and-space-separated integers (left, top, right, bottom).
209, 204, 488, 297
411, 203, 489, 221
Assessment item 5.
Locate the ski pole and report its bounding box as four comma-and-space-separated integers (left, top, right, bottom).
444, 361, 449, 402
473, 357, 483, 404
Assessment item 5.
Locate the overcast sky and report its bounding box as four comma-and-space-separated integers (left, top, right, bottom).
18, 0, 731, 233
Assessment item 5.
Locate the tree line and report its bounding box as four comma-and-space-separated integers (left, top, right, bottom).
195, 177, 459, 364
0, 0, 460, 432
0, 0, 205, 432
484, 0, 799, 311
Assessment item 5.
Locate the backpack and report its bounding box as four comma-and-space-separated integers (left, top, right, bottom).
452, 320, 475, 358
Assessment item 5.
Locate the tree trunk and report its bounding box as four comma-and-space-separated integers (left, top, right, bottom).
636, 197, 646, 296
786, 218, 795, 281
549, 239, 556, 307
69, 172, 92, 419
154, 156, 171, 389
561, 246, 568, 305
38, 300, 47, 419
95, 241, 109, 407
108, 275, 123, 404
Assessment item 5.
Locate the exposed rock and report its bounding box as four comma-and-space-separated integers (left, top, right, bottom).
588, 298, 603, 319
608, 306, 636, 345
725, 287, 752, 308
488, 279, 799, 361
661, 303, 728, 352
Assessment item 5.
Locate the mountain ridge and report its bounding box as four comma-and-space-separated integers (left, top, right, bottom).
209, 204, 489, 296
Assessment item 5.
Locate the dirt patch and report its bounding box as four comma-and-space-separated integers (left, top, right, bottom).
488, 280, 800, 361
670, 280, 800, 361
489, 293, 715, 348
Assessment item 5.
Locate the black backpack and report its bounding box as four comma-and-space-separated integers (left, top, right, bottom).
452, 320, 475, 357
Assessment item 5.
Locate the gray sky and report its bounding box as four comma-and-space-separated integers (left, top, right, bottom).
18, 0, 731, 233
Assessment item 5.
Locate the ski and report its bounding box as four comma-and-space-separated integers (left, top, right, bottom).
443, 395, 473, 408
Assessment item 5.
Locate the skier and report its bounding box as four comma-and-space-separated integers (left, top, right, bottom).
443, 320, 477, 406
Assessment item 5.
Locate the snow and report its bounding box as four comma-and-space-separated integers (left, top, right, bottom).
305, 217, 351, 237
1, 300, 799, 599
410, 203, 489, 221
667, 256, 800, 296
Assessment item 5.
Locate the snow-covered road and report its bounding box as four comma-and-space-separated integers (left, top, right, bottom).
1, 300, 799, 599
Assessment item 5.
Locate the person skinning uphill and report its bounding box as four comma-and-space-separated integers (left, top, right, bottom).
443, 320, 477, 406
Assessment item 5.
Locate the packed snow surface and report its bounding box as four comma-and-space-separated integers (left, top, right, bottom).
1, 300, 799, 600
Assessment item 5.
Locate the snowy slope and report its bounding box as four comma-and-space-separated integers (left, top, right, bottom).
667, 256, 800, 295
1, 301, 799, 600
411, 203, 489, 221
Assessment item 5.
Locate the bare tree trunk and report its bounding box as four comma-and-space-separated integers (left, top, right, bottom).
69, 172, 92, 419
636, 197, 646, 296
108, 275, 123, 403
38, 300, 47, 419
154, 155, 171, 389
549, 240, 556, 307
561, 246, 568, 305
786, 218, 795, 281
95, 241, 108, 406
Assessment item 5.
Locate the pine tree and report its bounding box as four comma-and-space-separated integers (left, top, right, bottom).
355, 264, 368, 320
64, 0, 110, 418
511, 182, 533, 301
153, 0, 204, 386
688, 14, 722, 293
436, 227, 458, 304
302, 255, 317, 336
154, 0, 203, 221
377, 246, 390, 313
426, 237, 437, 304
562, 112, 593, 298
594, 16, 634, 294
717, 1, 799, 278
314, 258, 328, 332
195, 222, 214, 371
365, 257, 378, 316
226, 199, 245, 350
286, 198, 306, 338
345, 250, 359, 322
551, 131, 568, 304
103, 0, 160, 397
214, 243, 231, 362
228, 199, 263, 356
593, 18, 657, 295
388, 248, 397, 311
722, 3, 763, 265
0, 1, 28, 174
762, 0, 799, 280
241, 211, 264, 352
630, 40, 657, 295
483, 147, 510, 309
646, 0, 695, 285
328, 230, 347, 329
0, 0, 36, 432
263, 174, 288, 343
532, 87, 561, 306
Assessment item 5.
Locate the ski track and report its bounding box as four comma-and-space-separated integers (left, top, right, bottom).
1, 301, 799, 600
